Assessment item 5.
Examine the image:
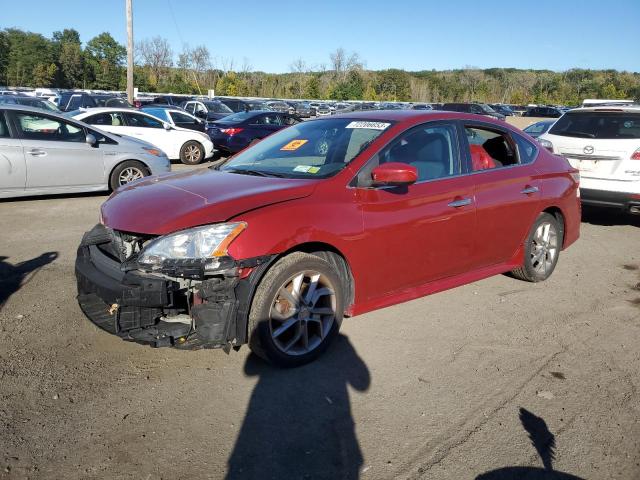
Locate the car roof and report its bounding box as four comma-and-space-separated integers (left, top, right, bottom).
327, 109, 515, 127
0, 104, 64, 114
566, 105, 640, 113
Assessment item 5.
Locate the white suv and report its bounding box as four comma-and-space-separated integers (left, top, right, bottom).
539, 106, 640, 214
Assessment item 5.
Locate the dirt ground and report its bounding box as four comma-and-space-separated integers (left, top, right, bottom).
1, 163, 639, 480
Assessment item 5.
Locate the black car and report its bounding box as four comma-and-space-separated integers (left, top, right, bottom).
214, 97, 257, 113
57, 92, 131, 111
293, 101, 313, 118
523, 106, 564, 118
181, 100, 234, 122
489, 104, 515, 116
152, 95, 193, 107
440, 102, 506, 121
207, 110, 301, 154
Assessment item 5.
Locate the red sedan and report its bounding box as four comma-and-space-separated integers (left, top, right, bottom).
76, 110, 580, 367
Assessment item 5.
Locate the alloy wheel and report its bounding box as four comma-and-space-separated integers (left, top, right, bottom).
531, 221, 558, 275
118, 167, 144, 185
268, 270, 336, 356
184, 144, 201, 162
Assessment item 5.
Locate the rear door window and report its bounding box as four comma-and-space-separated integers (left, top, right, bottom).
84, 112, 126, 126
465, 126, 518, 171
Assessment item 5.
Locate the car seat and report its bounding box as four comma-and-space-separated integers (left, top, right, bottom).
469, 144, 496, 170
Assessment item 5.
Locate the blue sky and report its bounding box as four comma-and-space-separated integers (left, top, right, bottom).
1, 0, 638, 73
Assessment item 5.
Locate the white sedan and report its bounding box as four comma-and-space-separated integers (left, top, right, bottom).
71, 108, 215, 164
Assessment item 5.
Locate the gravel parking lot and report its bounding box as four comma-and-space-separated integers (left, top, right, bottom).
1, 162, 639, 479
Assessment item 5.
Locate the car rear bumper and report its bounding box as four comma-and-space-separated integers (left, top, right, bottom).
579, 177, 640, 212
75, 224, 271, 349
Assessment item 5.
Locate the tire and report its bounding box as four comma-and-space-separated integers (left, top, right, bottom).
248, 252, 343, 368
179, 140, 204, 165
511, 212, 562, 282
109, 160, 149, 191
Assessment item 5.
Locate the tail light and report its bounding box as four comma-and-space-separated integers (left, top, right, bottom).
220, 128, 243, 135
538, 138, 554, 153
631, 148, 640, 160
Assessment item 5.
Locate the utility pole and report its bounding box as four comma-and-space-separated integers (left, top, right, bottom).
126, 0, 134, 104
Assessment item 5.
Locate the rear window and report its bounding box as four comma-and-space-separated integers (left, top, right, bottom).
549, 111, 640, 139
217, 111, 253, 124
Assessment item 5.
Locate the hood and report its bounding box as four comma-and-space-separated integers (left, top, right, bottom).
101, 168, 317, 235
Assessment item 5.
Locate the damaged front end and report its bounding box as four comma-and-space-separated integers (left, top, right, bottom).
75, 224, 272, 351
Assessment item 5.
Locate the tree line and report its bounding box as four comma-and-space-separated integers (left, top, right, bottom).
1, 28, 639, 105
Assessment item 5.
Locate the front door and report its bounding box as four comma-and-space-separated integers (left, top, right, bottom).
356, 122, 476, 301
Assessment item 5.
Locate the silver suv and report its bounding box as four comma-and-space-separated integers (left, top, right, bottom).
0, 105, 171, 199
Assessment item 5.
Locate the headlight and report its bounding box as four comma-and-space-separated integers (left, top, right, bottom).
143, 147, 165, 157
138, 222, 246, 267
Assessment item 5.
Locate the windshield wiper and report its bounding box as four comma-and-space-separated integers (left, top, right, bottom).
223, 168, 287, 178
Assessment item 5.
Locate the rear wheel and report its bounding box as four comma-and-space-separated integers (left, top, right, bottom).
180, 140, 204, 165
248, 252, 343, 367
109, 160, 149, 191
511, 212, 562, 282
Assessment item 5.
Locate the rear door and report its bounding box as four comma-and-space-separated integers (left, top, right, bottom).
10, 110, 105, 189
462, 121, 542, 268
0, 110, 26, 195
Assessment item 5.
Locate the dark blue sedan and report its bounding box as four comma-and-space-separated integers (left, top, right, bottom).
207, 111, 301, 154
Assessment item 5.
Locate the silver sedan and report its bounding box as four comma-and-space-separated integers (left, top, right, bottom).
0, 105, 171, 199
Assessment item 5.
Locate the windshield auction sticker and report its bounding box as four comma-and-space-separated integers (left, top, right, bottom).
345, 121, 390, 130
281, 139, 308, 151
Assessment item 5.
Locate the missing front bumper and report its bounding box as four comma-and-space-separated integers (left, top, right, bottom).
75, 224, 272, 350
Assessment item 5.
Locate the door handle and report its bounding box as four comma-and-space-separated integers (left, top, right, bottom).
27, 149, 46, 157
447, 198, 472, 208
520, 186, 539, 195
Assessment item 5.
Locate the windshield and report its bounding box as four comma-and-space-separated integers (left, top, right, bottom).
549, 111, 640, 139
524, 122, 550, 134
480, 104, 496, 113
205, 102, 233, 114
220, 118, 392, 179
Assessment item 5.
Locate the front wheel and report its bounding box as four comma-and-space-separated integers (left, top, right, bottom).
180, 140, 204, 165
248, 252, 343, 367
109, 160, 149, 190
511, 212, 562, 282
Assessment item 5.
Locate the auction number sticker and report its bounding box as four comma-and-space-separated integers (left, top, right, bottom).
281, 139, 308, 151
345, 121, 391, 130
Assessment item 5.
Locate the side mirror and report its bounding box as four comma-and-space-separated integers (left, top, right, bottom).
85, 133, 97, 147
163, 123, 171, 131
371, 162, 418, 187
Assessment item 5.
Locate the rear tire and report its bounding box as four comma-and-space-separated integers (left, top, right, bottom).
109, 160, 149, 191
179, 140, 204, 165
248, 252, 343, 368
511, 212, 562, 282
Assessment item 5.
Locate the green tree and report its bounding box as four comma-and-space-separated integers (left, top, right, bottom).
32, 63, 57, 86
4, 28, 56, 87
85, 32, 126, 90
304, 75, 321, 98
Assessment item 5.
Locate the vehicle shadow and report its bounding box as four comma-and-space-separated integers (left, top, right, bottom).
0, 252, 58, 312
475, 408, 584, 480
226, 334, 371, 480
581, 206, 640, 228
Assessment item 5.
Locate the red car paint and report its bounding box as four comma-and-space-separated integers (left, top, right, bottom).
101, 111, 580, 317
